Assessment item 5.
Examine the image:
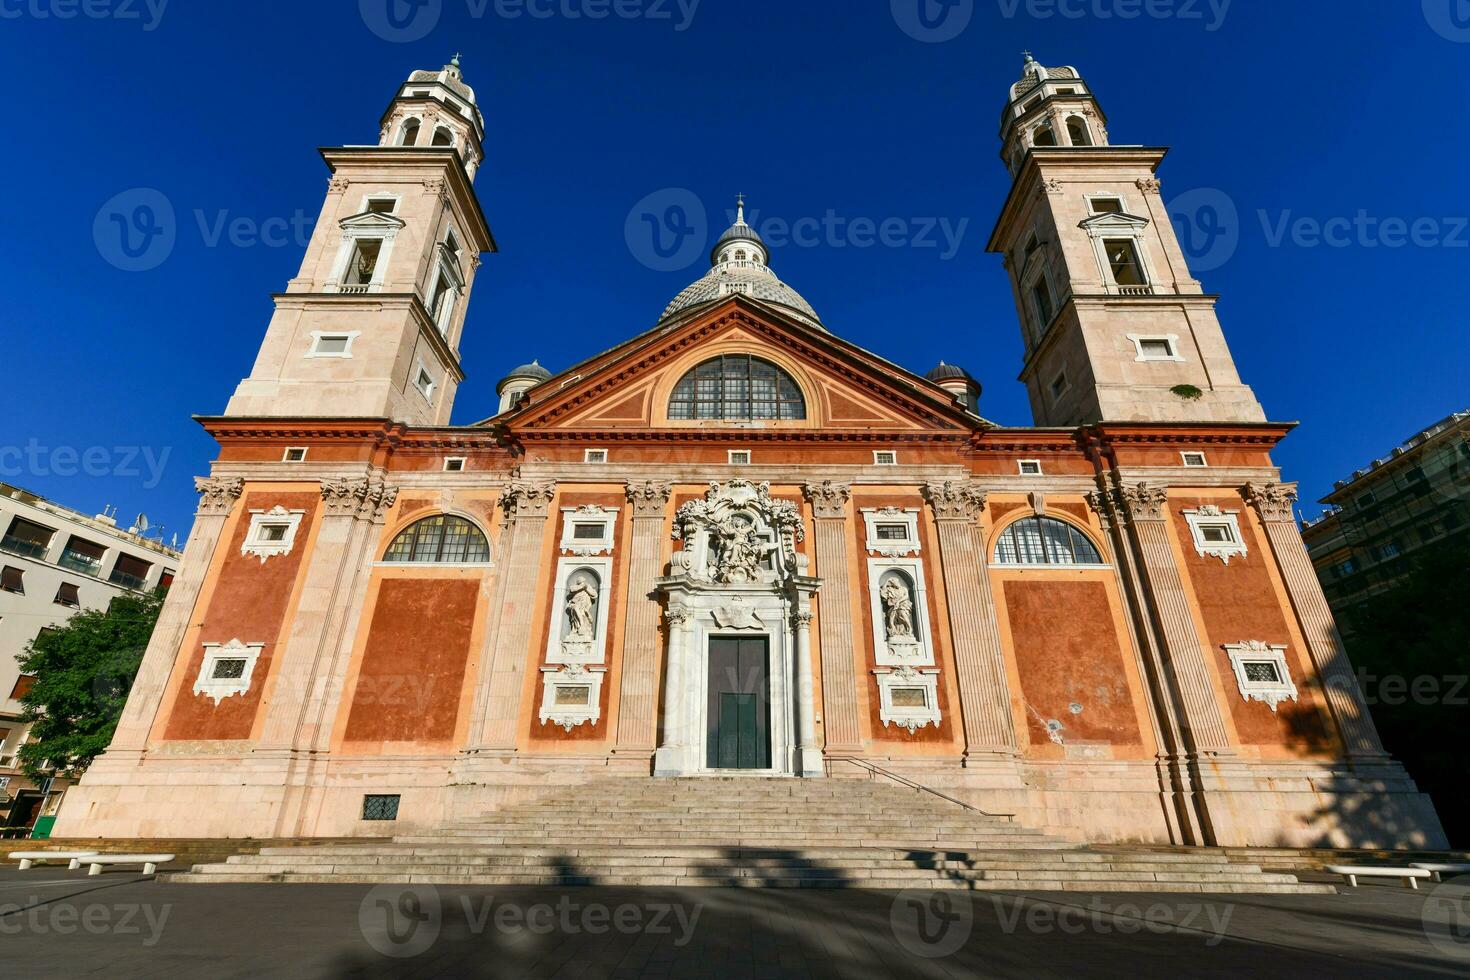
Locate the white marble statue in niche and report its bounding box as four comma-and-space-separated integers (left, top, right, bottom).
879, 571, 921, 657
562, 570, 601, 658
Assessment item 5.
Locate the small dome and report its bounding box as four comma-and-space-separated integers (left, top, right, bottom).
409, 55, 476, 105
711, 218, 767, 263
926, 361, 974, 383
497, 360, 551, 393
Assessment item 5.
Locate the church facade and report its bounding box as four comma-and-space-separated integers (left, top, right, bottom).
57, 57, 1445, 848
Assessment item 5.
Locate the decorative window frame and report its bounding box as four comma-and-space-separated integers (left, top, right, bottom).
241, 506, 306, 563
872, 450, 898, 466
358, 192, 401, 214
1180, 451, 1208, 468
728, 450, 752, 465
538, 663, 606, 732
282, 447, 308, 462
194, 638, 264, 705
1018, 459, 1043, 476
873, 666, 942, 734
1079, 211, 1159, 294
584, 448, 609, 464
443, 456, 467, 472
558, 506, 619, 556
1183, 504, 1247, 565
866, 556, 936, 667
1085, 194, 1127, 215
861, 508, 922, 557
1128, 333, 1184, 362
327, 212, 404, 293
306, 331, 361, 359
544, 555, 614, 666
1017, 242, 1059, 342
412, 358, 437, 404
1224, 640, 1298, 711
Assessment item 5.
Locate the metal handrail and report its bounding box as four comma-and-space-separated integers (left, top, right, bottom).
834, 757, 1014, 819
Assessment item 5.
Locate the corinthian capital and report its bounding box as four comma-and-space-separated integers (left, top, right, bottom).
1115, 482, 1169, 521
500, 481, 556, 520
922, 481, 986, 522
625, 480, 673, 519
803, 481, 851, 519
194, 476, 243, 515
1243, 482, 1299, 524
321, 477, 400, 521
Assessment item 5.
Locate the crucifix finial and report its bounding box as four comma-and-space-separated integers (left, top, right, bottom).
735, 192, 746, 224
450, 52, 462, 67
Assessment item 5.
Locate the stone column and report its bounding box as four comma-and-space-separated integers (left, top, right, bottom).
923, 481, 1020, 759
792, 607, 823, 776
257, 477, 398, 753
108, 476, 242, 754
1244, 482, 1387, 759
476, 481, 555, 752
613, 481, 673, 759
652, 601, 692, 776
803, 481, 864, 755
1115, 482, 1234, 756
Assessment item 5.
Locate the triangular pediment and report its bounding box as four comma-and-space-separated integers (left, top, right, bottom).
496, 296, 981, 436
1078, 211, 1149, 233
339, 211, 407, 231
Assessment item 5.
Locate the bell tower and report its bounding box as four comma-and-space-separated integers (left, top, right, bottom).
987, 54, 1265, 427
224, 57, 496, 425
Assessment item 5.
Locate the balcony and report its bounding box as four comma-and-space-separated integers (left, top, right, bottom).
337, 283, 372, 295
108, 569, 149, 591
1117, 284, 1155, 296
58, 550, 103, 577
0, 535, 49, 560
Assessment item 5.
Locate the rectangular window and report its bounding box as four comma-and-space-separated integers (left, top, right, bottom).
343, 238, 382, 287
257, 524, 290, 543
1, 518, 55, 560
1199, 524, 1236, 544
572, 524, 605, 541
728, 450, 751, 465
283, 447, 308, 462
1090, 197, 1124, 214
443, 457, 466, 472
1135, 337, 1177, 360
1104, 239, 1146, 286
2, 566, 24, 594
10, 675, 36, 701
159, 570, 175, 591
54, 582, 81, 607
584, 449, 608, 464
554, 686, 591, 706
362, 795, 401, 821
1242, 661, 1282, 684
1018, 460, 1043, 475
415, 367, 435, 401
1049, 371, 1069, 399
1181, 451, 1208, 468
309, 333, 355, 357
212, 658, 247, 680
1382, 541, 1401, 559
109, 553, 152, 590
872, 451, 898, 466
1030, 277, 1055, 328
875, 524, 910, 541
365, 197, 397, 214
58, 537, 106, 577
890, 688, 928, 708
1335, 559, 1355, 577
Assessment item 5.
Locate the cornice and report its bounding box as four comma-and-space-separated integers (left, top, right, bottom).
987, 145, 1171, 251
266, 291, 467, 383
320, 145, 494, 253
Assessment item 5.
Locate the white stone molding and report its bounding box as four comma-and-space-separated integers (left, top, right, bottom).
861, 507, 921, 557
193, 638, 264, 705
1183, 504, 1248, 565
873, 665, 942, 734
1224, 640, 1298, 712
306, 330, 361, 359
1127, 333, 1185, 362
711, 595, 765, 630
326, 211, 404, 293
544, 556, 614, 666
538, 663, 606, 731
1078, 211, 1160, 295
674, 480, 806, 585
558, 505, 619, 556
867, 557, 935, 667
240, 506, 306, 563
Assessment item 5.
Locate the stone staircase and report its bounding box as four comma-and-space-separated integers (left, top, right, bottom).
176, 778, 1332, 892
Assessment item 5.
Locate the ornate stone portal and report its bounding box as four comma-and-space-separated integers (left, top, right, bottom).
654, 481, 822, 777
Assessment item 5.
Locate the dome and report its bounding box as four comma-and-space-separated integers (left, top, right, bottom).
660, 197, 823, 330
497, 360, 551, 392
409, 55, 476, 105
1010, 53, 1079, 102
926, 361, 974, 383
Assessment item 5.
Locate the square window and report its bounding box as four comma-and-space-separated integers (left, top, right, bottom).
1090, 197, 1124, 214
1181, 452, 1208, 467
1242, 661, 1282, 684
1, 566, 23, 594
257, 523, 289, 543
873, 451, 898, 466
283, 447, 308, 463
415, 367, 435, 401
443, 457, 466, 472
1018, 460, 1043, 476
366, 198, 397, 214
875, 524, 910, 541
54, 582, 80, 607
584, 449, 608, 464
242, 508, 305, 562
212, 658, 247, 680
1050, 372, 1069, 399
362, 794, 401, 821
728, 450, 751, 465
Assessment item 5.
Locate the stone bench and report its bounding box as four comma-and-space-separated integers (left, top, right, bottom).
1411, 863, 1470, 882
1325, 864, 1432, 889
85, 854, 176, 876
9, 851, 99, 871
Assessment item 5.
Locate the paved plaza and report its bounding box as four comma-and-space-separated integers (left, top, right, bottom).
1, 867, 1468, 977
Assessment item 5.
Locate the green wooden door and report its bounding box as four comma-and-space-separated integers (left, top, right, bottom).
707, 637, 770, 769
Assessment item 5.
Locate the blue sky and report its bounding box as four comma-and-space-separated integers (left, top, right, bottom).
2, 0, 1467, 542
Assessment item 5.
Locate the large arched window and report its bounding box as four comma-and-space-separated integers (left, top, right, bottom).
397, 118, 421, 146
993, 516, 1103, 566
667, 355, 806, 421
383, 515, 490, 563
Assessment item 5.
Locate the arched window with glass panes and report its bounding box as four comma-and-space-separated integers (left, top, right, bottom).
992, 516, 1103, 566
667, 355, 806, 421
383, 515, 490, 563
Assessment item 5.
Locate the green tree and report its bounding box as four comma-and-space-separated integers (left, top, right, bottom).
15, 589, 162, 781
